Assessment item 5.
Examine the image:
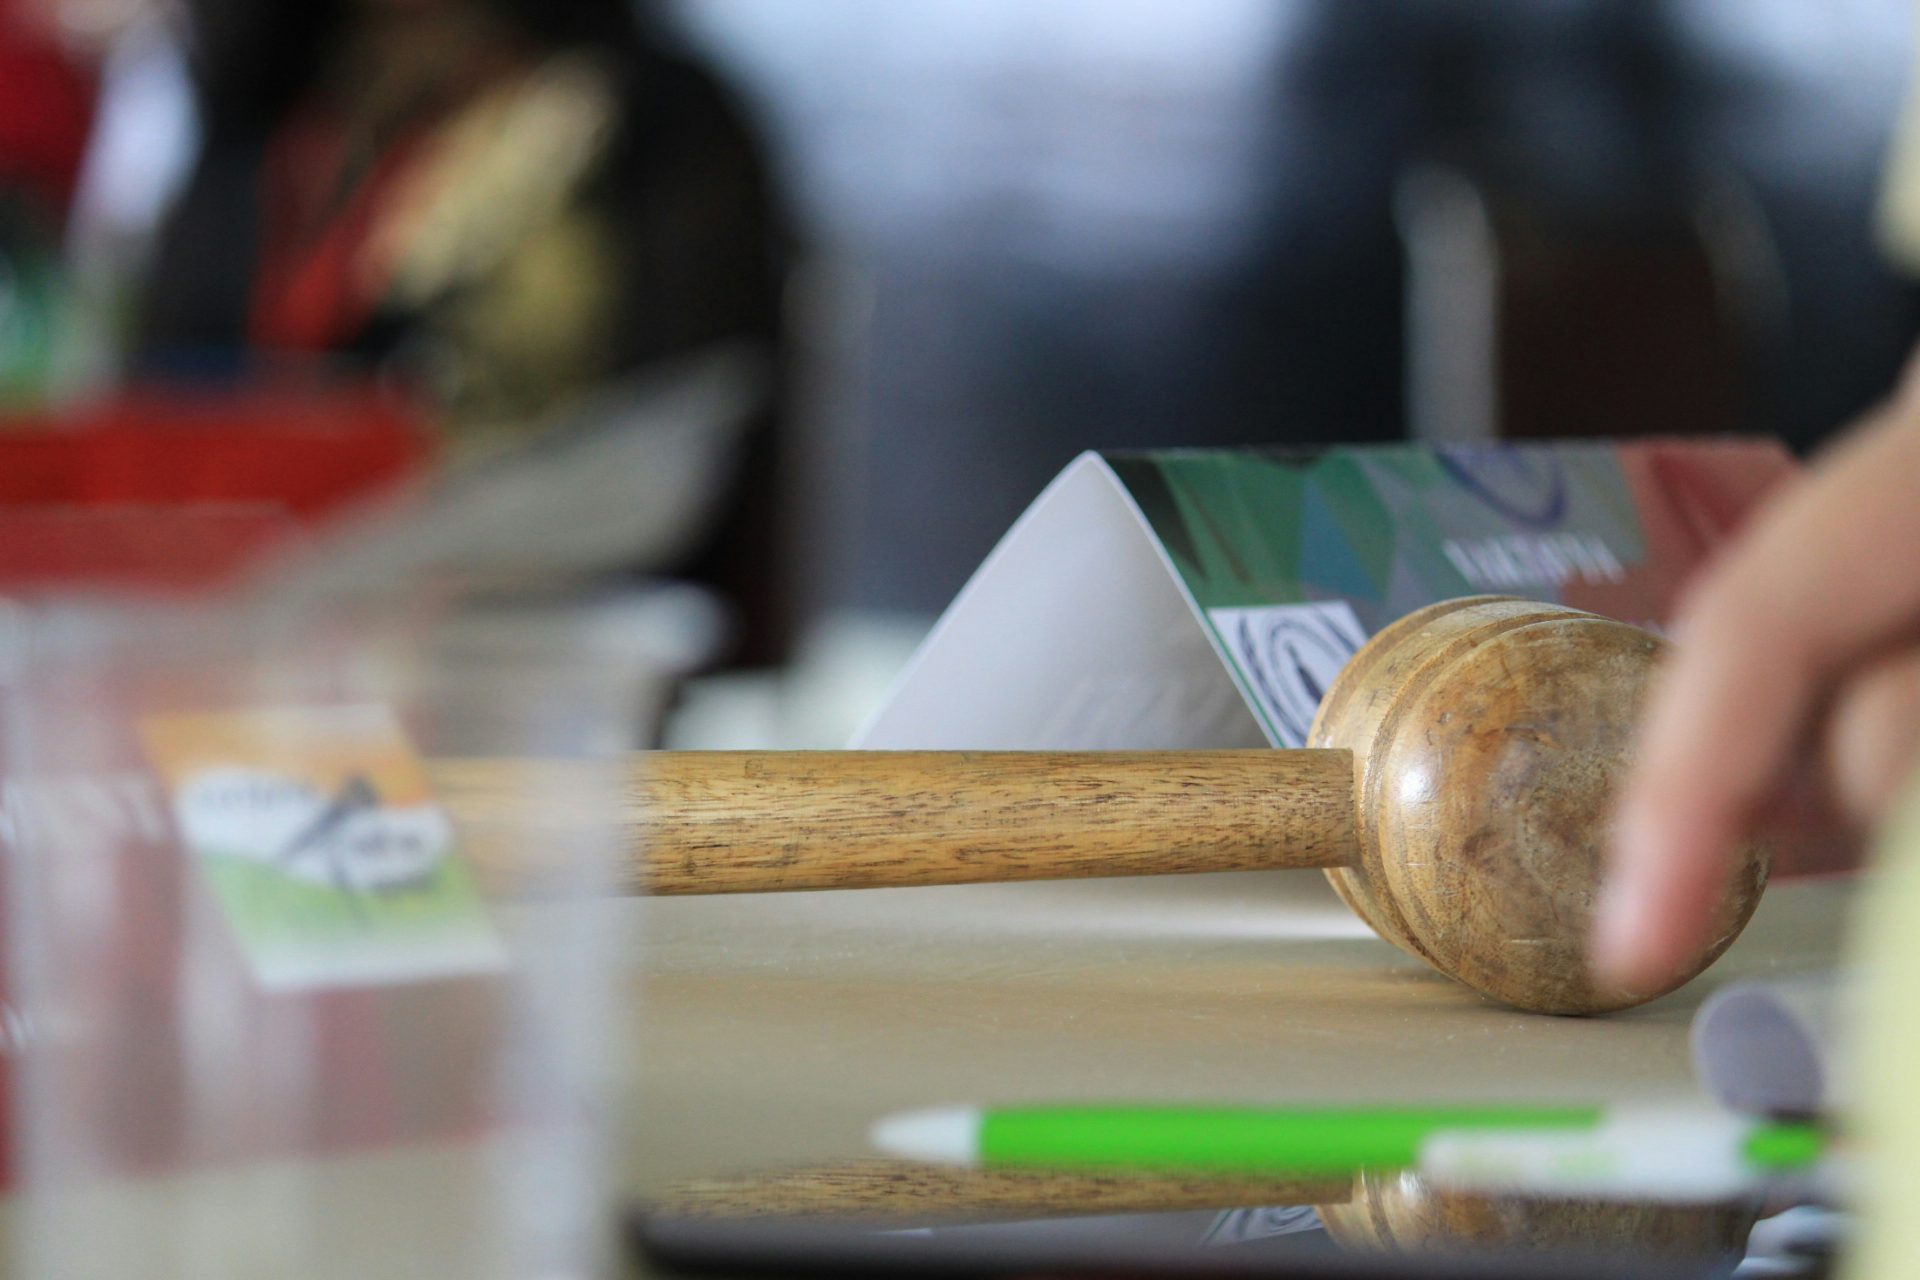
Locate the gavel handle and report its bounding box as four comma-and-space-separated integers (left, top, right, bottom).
430, 750, 1358, 896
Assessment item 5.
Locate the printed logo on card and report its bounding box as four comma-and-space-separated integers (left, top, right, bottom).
173, 769, 457, 894
1207, 601, 1368, 747
141, 706, 504, 991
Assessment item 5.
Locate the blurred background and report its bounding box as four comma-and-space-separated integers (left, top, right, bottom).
3, 0, 1917, 743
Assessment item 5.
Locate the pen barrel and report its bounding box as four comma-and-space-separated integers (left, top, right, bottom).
629, 749, 1356, 894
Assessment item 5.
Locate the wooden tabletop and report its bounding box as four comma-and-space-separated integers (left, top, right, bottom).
623, 870, 1853, 1210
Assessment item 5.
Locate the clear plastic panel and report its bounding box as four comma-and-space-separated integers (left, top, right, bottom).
3, 588, 685, 1277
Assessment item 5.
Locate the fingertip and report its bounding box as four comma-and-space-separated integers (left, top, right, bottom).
1589, 893, 1702, 999
1589, 803, 1730, 995
1590, 821, 1674, 993
1588, 872, 1656, 991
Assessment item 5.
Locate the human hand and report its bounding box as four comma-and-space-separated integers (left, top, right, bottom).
1592, 379, 1920, 993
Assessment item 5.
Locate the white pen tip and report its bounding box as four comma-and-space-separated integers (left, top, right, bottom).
870, 1107, 981, 1164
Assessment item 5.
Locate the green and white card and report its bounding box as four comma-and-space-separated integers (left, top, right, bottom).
141, 704, 506, 991
859, 440, 1794, 753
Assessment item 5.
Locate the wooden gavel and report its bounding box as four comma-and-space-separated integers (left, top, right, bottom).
438, 598, 1770, 1015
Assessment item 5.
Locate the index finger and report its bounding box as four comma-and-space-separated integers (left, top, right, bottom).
1591, 402, 1920, 992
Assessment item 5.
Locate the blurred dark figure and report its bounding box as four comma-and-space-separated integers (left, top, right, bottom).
1254, 0, 1706, 442
0, 0, 95, 403
140, 0, 793, 660
1264, 0, 1917, 452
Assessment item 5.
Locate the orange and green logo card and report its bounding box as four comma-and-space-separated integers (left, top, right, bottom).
140, 705, 504, 991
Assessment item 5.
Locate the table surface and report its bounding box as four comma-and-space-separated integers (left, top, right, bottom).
623, 869, 1853, 1204
9, 870, 1849, 1278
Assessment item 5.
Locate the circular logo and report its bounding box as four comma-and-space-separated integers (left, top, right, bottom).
1436, 449, 1568, 528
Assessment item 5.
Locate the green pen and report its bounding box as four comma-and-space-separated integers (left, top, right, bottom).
870, 1104, 1828, 1201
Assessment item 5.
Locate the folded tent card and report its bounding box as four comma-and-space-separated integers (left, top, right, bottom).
858, 441, 1796, 754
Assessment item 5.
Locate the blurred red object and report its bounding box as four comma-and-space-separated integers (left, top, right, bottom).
0, 506, 300, 592
0, 381, 434, 1194
0, 0, 96, 214
0, 383, 436, 592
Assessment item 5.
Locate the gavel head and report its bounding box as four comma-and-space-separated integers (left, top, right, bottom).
1309, 597, 1769, 1015
1316, 1168, 1759, 1258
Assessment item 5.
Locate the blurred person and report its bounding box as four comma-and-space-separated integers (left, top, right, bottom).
135, 0, 794, 660
0, 0, 97, 402
139, 0, 784, 440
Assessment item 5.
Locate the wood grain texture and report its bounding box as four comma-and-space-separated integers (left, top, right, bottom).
433, 744, 1351, 898
431, 750, 1355, 897
1311, 596, 1770, 1014
429, 756, 627, 895
637, 750, 1356, 894
647, 1159, 1350, 1221
1317, 1170, 1757, 1258
1308, 598, 1561, 968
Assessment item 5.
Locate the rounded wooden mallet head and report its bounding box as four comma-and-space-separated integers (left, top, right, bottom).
1316, 1167, 1759, 1259
1306, 597, 1768, 1014
438, 597, 1770, 1015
